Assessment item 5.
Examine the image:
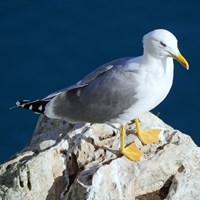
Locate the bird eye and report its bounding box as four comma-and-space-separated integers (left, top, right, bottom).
160, 41, 167, 47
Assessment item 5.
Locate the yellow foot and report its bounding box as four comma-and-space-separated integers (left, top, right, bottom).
137, 129, 160, 145
120, 124, 143, 161
135, 118, 160, 145
121, 143, 143, 161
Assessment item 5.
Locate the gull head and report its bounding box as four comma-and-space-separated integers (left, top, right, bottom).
143, 29, 189, 70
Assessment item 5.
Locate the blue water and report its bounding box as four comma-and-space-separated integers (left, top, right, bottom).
0, 1, 199, 163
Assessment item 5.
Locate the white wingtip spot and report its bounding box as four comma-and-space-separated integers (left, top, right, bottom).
16, 101, 20, 106
29, 105, 33, 110
38, 105, 43, 111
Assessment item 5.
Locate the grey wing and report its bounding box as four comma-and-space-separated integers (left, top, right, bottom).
44, 57, 138, 123
76, 58, 131, 85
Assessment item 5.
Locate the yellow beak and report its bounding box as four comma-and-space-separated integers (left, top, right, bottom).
172, 52, 189, 70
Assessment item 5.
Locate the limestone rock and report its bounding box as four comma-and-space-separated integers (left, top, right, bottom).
0, 112, 200, 200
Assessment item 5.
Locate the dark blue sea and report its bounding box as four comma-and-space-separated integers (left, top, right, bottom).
0, 0, 199, 163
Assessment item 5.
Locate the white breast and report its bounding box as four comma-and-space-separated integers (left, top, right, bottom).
109, 57, 174, 125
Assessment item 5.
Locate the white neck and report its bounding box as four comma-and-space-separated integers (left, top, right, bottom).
142, 50, 174, 74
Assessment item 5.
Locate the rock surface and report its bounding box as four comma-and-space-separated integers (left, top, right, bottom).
0, 112, 200, 200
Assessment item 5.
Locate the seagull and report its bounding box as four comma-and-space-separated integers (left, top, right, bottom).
15, 29, 189, 161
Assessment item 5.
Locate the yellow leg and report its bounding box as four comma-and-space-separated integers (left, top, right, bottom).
135, 118, 160, 145
120, 125, 143, 161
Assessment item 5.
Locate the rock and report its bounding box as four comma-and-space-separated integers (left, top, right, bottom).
0, 112, 200, 200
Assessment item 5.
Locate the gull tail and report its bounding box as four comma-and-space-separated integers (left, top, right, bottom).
12, 99, 50, 114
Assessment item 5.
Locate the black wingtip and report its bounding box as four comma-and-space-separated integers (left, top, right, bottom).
14, 99, 49, 114
16, 100, 30, 106
10, 100, 31, 110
